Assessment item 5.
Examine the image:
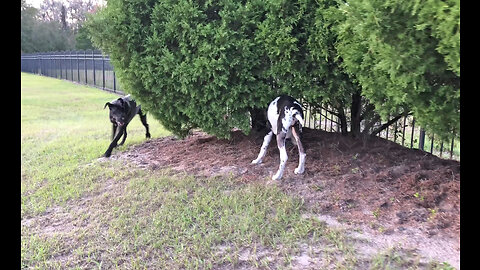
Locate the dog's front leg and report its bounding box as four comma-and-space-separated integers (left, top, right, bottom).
111, 123, 117, 141
104, 125, 125, 157
272, 131, 287, 180
252, 131, 273, 164
118, 127, 127, 146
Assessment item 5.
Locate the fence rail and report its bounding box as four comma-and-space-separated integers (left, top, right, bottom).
21, 50, 459, 161
21, 50, 124, 95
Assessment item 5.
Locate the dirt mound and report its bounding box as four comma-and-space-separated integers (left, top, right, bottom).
118, 128, 460, 251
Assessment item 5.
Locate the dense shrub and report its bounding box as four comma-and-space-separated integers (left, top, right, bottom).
255, 0, 367, 135
87, 0, 459, 140
87, 0, 273, 138
333, 0, 460, 139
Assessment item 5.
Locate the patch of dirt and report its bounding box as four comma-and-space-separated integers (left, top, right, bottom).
115, 128, 460, 268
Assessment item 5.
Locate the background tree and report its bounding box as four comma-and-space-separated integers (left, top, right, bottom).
67, 0, 98, 32
21, 0, 99, 53
21, 0, 39, 53
75, 25, 95, 50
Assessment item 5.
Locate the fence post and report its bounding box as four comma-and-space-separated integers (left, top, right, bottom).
450, 131, 455, 159
51, 52, 54, 77
58, 52, 61, 78
38, 53, 42, 75
92, 50, 96, 86
102, 53, 105, 89
53, 52, 57, 78
34, 54, 38, 74
329, 109, 333, 132
84, 50, 87, 84
410, 118, 415, 148
385, 116, 389, 140
418, 128, 425, 151
393, 120, 398, 143
54, 52, 57, 77
64, 51, 67, 79
430, 133, 434, 153
439, 141, 444, 157
77, 51, 80, 82
324, 108, 327, 130
61, 51, 64, 79
70, 51, 73, 81
316, 107, 319, 129
113, 70, 116, 92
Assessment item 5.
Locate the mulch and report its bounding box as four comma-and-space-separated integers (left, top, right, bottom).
117, 128, 460, 245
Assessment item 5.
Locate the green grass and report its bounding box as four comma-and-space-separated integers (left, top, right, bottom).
73, 171, 328, 269
21, 73, 170, 217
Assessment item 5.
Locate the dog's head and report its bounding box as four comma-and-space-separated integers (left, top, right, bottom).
104, 97, 131, 126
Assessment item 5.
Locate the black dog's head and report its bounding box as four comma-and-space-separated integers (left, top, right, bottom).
104, 97, 132, 126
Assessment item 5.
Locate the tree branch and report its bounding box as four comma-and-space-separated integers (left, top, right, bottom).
370, 112, 412, 136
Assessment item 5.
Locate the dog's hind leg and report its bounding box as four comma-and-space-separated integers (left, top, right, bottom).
272, 132, 288, 180
138, 107, 151, 138
291, 125, 305, 174
252, 131, 273, 164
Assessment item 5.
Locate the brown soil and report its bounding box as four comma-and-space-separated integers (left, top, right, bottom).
118, 128, 460, 267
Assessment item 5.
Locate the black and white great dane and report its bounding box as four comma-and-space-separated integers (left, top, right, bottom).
251, 95, 306, 180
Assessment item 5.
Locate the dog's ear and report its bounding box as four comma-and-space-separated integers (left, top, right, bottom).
116, 98, 130, 111
104, 102, 111, 109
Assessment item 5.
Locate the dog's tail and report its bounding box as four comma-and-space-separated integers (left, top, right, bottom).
295, 113, 304, 127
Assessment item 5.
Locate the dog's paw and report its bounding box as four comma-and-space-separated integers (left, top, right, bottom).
251, 159, 262, 165
294, 167, 304, 174
272, 172, 282, 181
146, 133, 151, 138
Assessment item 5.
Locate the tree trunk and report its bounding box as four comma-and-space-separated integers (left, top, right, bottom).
337, 106, 348, 135
61, 5, 67, 30
350, 90, 362, 137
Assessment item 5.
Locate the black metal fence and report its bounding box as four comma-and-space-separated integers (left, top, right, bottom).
301, 104, 459, 160
21, 50, 459, 161
21, 50, 124, 94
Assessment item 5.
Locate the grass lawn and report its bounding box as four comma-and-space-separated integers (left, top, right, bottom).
20, 73, 334, 269
21, 72, 170, 217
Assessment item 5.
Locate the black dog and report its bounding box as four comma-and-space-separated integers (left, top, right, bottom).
103, 95, 150, 157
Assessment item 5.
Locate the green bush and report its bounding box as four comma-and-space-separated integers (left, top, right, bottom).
333, 0, 459, 139
87, 0, 273, 138
255, 0, 365, 135
86, 0, 459, 140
